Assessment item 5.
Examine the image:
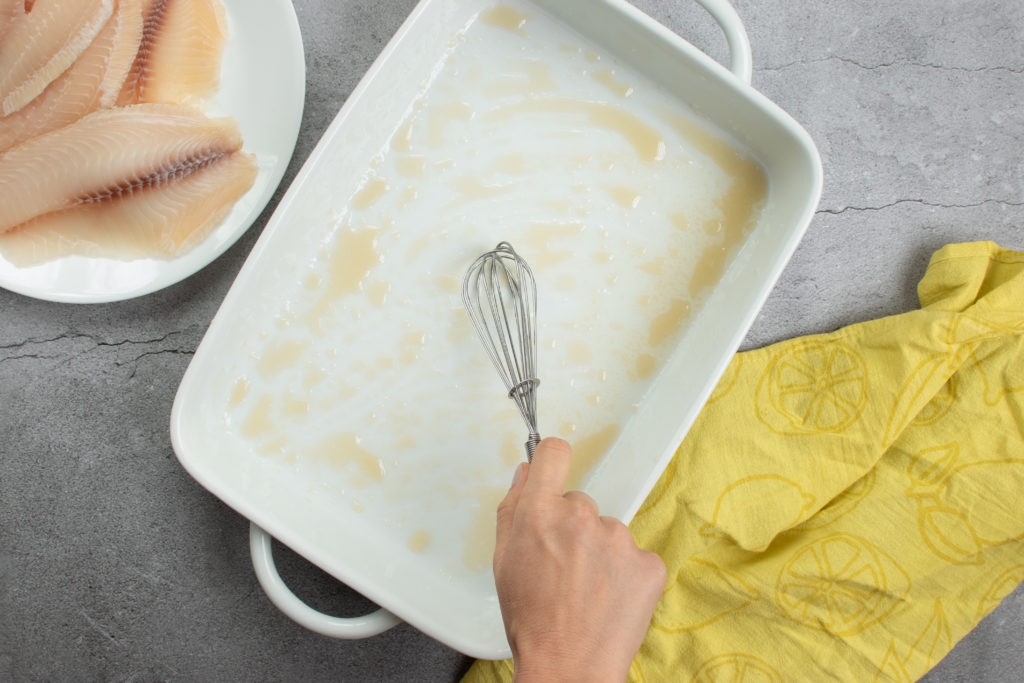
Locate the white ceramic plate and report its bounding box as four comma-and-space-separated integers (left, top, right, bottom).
0, 0, 306, 303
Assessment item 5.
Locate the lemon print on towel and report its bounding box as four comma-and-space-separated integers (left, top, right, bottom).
882, 353, 958, 445
799, 469, 875, 531
906, 442, 1024, 565
975, 564, 1024, 622
652, 558, 760, 633
756, 340, 867, 435
775, 533, 911, 636
700, 475, 816, 551
691, 654, 782, 683
947, 309, 1024, 345
875, 600, 951, 682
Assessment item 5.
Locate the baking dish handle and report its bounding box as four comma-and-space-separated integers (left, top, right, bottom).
693, 0, 753, 84
249, 523, 402, 638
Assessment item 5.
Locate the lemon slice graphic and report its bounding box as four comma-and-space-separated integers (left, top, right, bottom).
699, 475, 816, 551
756, 340, 868, 435
775, 533, 911, 636
691, 654, 782, 683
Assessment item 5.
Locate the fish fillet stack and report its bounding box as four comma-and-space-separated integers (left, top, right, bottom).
0, 0, 257, 266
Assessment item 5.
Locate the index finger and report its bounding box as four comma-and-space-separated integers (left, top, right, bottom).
522, 437, 573, 496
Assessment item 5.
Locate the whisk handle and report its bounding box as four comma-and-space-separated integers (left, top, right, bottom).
524, 433, 541, 462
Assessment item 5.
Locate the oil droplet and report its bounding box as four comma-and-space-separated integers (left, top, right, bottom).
593, 251, 614, 263
498, 432, 521, 466
352, 178, 389, 209
352, 500, 364, 513
559, 421, 577, 436
585, 50, 600, 63
303, 366, 328, 391
639, 258, 665, 275
407, 530, 432, 553
588, 393, 601, 406
463, 486, 506, 572
367, 280, 390, 307
670, 212, 689, 231
637, 294, 652, 306
427, 101, 474, 146
566, 425, 621, 489
241, 395, 273, 439
400, 186, 418, 207
567, 339, 593, 364
258, 340, 311, 378
542, 198, 573, 215
303, 272, 321, 290
593, 69, 633, 97
496, 153, 528, 174
606, 185, 641, 209
260, 436, 286, 455
649, 298, 692, 347
485, 99, 665, 162
376, 356, 395, 369
281, 393, 309, 417
396, 156, 427, 177
522, 221, 584, 269
310, 432, 386, 483
480, 5, 528, 35
635, 353, 657, 380
228, 377, 249, 408
391, 120, 413, 152
435, 275, 460, 293
556, 274, 576, 290
399, 331, 426, 364
395, 435, 417, 450
305, 225, 381, 330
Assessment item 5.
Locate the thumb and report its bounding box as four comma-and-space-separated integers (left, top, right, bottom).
494, 461, 529, 567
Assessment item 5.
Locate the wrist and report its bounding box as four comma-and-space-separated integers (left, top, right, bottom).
512, 646, 627, 683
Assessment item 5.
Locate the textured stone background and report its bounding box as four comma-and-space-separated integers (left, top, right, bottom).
1, 0, 1022, 680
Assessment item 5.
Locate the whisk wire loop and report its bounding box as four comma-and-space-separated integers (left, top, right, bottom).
463, 242, 541, 461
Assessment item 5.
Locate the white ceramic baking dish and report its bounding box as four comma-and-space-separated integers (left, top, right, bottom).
171, 0, 821, 659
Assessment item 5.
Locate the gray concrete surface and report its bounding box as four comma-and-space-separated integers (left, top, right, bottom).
1, 0, 1022, 680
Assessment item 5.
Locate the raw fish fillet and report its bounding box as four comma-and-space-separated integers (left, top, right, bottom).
0, 0, 143, 151
118, 0, 227, 106
0, 151, 257, 265
0, 0, 22, 43
0, 0, 115, 115
0, 103, 245, 233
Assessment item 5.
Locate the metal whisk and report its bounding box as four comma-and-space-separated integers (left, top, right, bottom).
462, 242, 541, 461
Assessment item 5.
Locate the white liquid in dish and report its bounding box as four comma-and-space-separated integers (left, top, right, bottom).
223, 2, 766, 576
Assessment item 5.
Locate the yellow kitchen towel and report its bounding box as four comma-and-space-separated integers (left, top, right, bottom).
463, 241, 1024, 682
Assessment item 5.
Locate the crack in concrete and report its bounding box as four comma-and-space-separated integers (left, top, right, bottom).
115, 348, 196, 380
760, 55, 1024, 75
0, 329, 196, 372
817, 197, 1024, 215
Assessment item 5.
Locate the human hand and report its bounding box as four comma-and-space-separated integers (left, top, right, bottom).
493, 438, 667, 683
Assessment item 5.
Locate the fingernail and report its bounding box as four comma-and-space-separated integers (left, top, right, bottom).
510, 462, 524, 488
